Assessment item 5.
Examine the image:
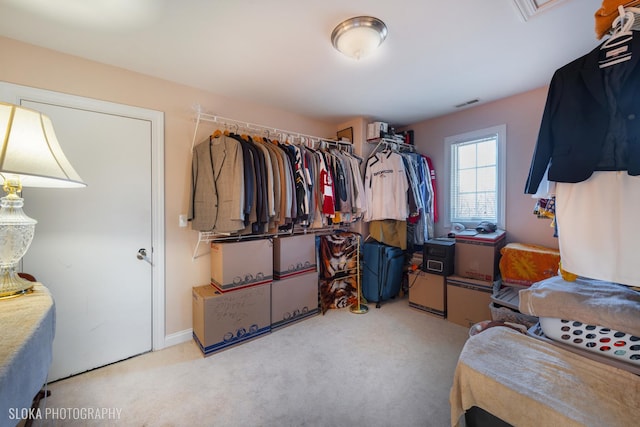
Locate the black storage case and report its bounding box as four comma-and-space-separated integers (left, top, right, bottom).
423, 238, 455, 276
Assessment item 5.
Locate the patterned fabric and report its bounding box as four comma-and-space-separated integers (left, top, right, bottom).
318, 232, 359, 313
499, 243, 560, 287
319, 276, 358, 314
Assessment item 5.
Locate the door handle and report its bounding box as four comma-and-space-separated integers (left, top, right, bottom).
137, 248, 152, 265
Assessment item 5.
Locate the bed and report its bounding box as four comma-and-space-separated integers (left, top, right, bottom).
450, 326, 640, 427
450, 276, 640, 427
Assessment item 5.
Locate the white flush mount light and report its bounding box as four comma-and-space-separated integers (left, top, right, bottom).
331, 16, 388, 60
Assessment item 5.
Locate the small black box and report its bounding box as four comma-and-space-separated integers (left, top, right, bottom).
423, 239, 455, 276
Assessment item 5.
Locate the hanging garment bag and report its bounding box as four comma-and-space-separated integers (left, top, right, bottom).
362, 240, 404, 308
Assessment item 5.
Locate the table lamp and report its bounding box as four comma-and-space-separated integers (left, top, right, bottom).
0, 102, 85, 299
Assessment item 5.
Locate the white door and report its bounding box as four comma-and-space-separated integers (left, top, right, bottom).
0, 83, 165, 382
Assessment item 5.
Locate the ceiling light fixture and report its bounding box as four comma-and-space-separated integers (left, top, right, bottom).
331, 16, 388, 60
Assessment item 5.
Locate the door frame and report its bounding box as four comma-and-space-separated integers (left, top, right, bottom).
0, 81, 166, 350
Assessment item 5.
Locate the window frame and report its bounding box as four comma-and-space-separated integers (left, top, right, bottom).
443, 124, 506, 230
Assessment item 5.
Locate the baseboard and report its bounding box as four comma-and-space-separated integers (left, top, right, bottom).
163, 329, 193, 348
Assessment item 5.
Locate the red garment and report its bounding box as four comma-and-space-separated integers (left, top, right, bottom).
319, 169, 335, 216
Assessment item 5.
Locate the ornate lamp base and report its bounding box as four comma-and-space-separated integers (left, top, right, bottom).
0, 180, 37, 300
0, 269, 34, 299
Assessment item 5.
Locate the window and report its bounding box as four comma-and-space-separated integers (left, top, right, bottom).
444, 125, 506, 229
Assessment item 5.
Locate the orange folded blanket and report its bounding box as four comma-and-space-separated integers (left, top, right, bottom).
499, 243, 560, 287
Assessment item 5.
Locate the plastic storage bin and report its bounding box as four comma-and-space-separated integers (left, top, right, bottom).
490, 286, 538, 329
539, 317, 640, 367
490, 303, 538, 329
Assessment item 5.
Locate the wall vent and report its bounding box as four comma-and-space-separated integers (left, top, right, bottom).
512, 0, 567, 21
454, 99, 480, 108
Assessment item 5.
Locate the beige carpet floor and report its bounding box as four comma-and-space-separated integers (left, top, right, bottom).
34, 296, 470, 427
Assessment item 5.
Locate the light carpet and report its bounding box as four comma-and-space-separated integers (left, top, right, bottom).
34, 296, 470, 427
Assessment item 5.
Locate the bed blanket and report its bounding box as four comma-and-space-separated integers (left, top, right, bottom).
0, 284, 55, 426
518, 276, 640, 336
450, 327, 640, 427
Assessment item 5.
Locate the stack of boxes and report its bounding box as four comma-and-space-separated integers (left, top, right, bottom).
446, 230, 506, 328
192, 234, 319, 356
408, 238, 455, 318
271, 234, 319, 330
192, 239, 273, 356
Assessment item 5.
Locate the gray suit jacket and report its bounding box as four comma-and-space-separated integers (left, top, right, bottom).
188, 135, 245, 232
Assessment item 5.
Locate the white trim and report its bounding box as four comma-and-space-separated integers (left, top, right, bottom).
164, 329, 193, 348
0, 81, 166, 350
444, 124, 506, 230
498, 125, 507, 231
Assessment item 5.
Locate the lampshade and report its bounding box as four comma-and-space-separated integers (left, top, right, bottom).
0, 102, 85, 188
0, 102, 85, 299
331, 16, 388, 60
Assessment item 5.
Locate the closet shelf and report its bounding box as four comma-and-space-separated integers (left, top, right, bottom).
193, 225, 345, 260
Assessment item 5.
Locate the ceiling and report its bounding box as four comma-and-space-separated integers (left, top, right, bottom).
0, 0, 605, 126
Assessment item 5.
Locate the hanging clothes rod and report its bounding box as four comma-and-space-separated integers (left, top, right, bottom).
368, 137, 416, 153
190, 106, 347, 152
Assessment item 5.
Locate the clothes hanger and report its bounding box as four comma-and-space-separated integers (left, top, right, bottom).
614, 2, 640, 35
262, 130, 273, 144
385, 142, 397, 157
600, 6, 635, 68
602, 6, 634, 47
627, 6, 640, 30
238, 124, 252, 141
370, 139, 385, 156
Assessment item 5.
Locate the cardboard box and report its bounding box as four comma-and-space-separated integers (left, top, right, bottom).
211, 239, 273, 292
408, 270, 446, 317
271, 271, 319, 329
272, 234, 317, 280
192, 284, 271, 356
454, 229, 506, 282
366, 121, 388, 140
446, 275, 496, 328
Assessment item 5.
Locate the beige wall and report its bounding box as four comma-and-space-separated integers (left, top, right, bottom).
1, 35, 559, 342
0, 36, 336, 338
407, 87, 559, 249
